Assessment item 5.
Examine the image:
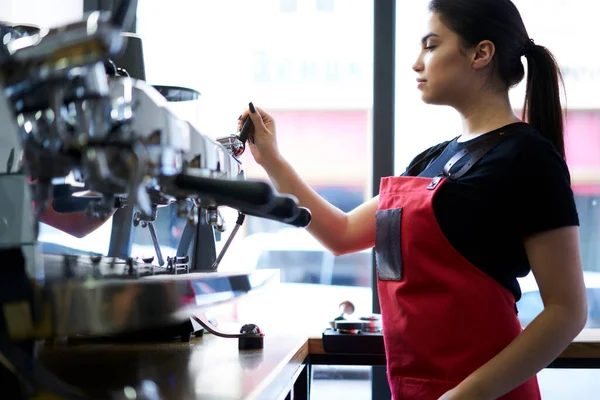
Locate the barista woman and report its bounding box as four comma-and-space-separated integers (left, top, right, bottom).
238, 0, 587, 399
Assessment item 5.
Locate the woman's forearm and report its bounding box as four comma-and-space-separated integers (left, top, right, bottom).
455, 305, 586, 399
261, 156, 350, 255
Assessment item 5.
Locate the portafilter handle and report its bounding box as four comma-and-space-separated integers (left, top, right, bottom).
237, 115, 253, 145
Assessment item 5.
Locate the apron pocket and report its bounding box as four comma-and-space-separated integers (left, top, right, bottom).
391, 376, 458, 400
375, 208, 403, 281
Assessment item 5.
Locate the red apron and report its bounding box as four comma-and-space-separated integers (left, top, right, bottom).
375, 134, 541, 400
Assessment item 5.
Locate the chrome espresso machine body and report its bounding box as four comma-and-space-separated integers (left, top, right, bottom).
0, 2, 310, 397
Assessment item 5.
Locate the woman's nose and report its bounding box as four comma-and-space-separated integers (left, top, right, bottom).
413, 59, 423, 73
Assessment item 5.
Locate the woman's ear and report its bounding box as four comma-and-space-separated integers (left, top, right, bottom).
472, 40, 495, 70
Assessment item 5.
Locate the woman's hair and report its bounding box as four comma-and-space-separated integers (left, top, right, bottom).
428, 0, 566, 158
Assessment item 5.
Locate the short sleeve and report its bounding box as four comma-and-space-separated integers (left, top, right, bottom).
513, 136, 579, 237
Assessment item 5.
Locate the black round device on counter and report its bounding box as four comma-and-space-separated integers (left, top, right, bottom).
238, 324, 264, 350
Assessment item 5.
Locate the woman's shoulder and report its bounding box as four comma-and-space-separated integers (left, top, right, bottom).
457, 122, 570, 185
500, 122, 553, 150
502, 123, 568, 171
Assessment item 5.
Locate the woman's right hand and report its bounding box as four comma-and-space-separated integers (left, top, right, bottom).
237, 102, 282, 168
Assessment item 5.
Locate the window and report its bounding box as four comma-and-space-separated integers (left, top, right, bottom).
0, 0, 82, 28
395, 1, 600, 398
316, 0, 335, 13
280, 0, 297, 13
137, 2, 374, 397
136, 0, 374, 301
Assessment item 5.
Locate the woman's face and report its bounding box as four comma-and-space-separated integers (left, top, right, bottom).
413, 12, 478, 107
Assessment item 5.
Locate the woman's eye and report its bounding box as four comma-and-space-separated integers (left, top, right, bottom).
424, 45, 436, 51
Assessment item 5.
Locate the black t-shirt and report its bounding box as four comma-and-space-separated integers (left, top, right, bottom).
400, 122, 579, 301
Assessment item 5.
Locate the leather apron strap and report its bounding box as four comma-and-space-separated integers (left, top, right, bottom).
428, 131, 510, 190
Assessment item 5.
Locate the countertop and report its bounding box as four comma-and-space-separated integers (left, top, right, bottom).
40, 334, 308, 400
36, 283, 600, 399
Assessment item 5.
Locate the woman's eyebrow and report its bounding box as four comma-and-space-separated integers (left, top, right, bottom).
421, 33, 441, 45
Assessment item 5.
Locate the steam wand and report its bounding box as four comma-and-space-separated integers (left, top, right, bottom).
212, 212, 245, 270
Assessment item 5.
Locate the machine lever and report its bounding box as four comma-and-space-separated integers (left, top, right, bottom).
237, 116, 253, 145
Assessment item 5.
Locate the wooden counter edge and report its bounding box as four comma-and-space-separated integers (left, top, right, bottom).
246, 336, 310, 400
308, 337, 326, 355
307, 329, 600, 359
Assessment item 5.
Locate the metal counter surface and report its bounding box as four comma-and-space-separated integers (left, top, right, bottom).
35, 283, 600, 399
39, 334, 308, 400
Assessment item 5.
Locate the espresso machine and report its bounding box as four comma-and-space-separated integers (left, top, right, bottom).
0, 1, 311, 398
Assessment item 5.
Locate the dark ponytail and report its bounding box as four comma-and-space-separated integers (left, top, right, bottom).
523, 45, 566, 158
428, 0, 566, 158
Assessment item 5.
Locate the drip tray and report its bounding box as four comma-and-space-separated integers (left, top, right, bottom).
322, 328, 385, 355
